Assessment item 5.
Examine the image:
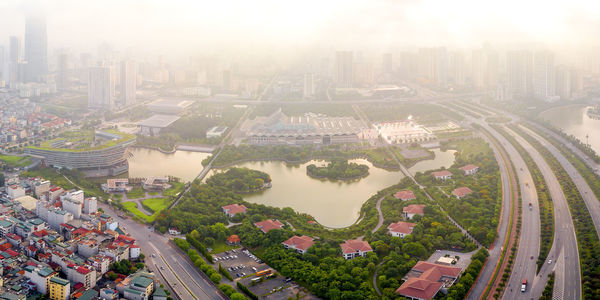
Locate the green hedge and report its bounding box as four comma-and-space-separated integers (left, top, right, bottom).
186, 234, 214, 263
219, 263, 233, 281
237, 282, 258, 300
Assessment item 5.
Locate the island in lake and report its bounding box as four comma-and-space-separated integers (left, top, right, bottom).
306, 160, 369, 180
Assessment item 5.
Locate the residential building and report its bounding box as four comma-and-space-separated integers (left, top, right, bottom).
24, 16, 48, 83
282, 235, 314, 254
459, 164, 479, 175
206, 126, 228, 139
24, 265, 56, 295
335, 51, 353, 88
226, 235, 241, 245
48, 276, 70, 300
403, 204, 425, 219
7, 185, 25, 199
395, 261, 462, 300
222, 204, 247, 218
394, 190, 416, 201
452, 187, 473, 199
340, 239, 372, 259
120, 60, 136, 106
254, 219, 284, 233
432, 170, 452, 180
533, 50, 556, 101
88, 65, 115, 110
303, 73, 315, 98
388, 221, 416, 238
83, 197, 97, 215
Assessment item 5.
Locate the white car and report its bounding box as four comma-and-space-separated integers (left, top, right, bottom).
548, 260, 552, 264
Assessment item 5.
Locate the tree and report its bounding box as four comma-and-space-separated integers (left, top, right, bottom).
230, 293, 247, 300
210, 273, 222, 284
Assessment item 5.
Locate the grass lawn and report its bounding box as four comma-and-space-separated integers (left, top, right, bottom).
122, 201, 158, 223
111, 193, 123, 200
23, 168, 76, 190
148, 191, 159, 196
0, 155, 32, 168
126, 187, 145, 199
163, 182, 185, 197
141, 198, 169, 213
209, 241, 240, 254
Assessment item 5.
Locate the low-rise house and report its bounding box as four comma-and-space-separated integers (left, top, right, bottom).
452, 187, 473, 199
403, 204, 425, 219
282, 235, 314, 254
394, 190, 416, 201
459, 164, 479, 175
222, 204, 247, 218
340, 239, 372, 259
99, 288, 119, 299
432, 170, 452, 180
48, 276, 70, 300
168, 228, 181, 235
395, 261, 462, 300
254, 219, 284, 234
387, 221, 416, 238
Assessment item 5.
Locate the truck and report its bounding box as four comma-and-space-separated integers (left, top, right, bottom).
521, 278, 527, 292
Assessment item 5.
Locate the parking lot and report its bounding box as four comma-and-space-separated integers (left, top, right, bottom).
213, 248, 319, 299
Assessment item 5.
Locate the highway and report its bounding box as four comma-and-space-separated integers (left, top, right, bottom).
99, 201, 226, 300
504, 127, 581, 300
439, 102, 533, 299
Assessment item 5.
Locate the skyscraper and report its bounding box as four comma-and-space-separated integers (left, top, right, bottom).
506, 50, 533, 99
24, 16, 48, 83
334, 51, 353, 88
303, 73, 315, 98
471, 47, 499, 90
120, 60, 136, 106
533, 51, 555, 100
382, 53, 393, 74
555, 66, 572, 100
9, 36, 22, 63
448, 51, 466, 86
418, 47, 447, 86
57, 53, 69, 90
88, 65, 115, 110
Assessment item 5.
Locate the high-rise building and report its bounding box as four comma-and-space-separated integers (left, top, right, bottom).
0, 46, 4, 80
506, 50, 533, 99
57, 53, 69, 90
471, 47, 499, 90
382, 53, 393, 74
398, 51, 418, 80
555, 66, 572, 100
418, 47, 447, 86
448, 51, 466, 86
88, 65, 115, 110
334, 51, 353, 88
24, 16, 48, 83
120, 60, 136, 106
303, 73, 315, 98
533, 51, 555, 100
222, 69, 232, 91
9, 36, 22, 63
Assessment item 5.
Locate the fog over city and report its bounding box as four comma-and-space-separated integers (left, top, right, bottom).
3, 1, 600, 300
2, 0, 600, 58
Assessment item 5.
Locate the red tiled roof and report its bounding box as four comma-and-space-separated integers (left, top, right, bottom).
394, 190, 416, 200
254, 219, 284, 233
0, 243, 12, 251
76, 266, 91, 274
432, 170, 452, 177
340, 239, 372, 255
460, 164, 479, 171
452, 187, 473, 198
282, 235, 314, 251
227, 235, 241, 244
396, 278, 443, 300
33, 230, 49, 237
395, 262, 462, 300
5, 249, 18, 257
117, 235, 135, 243
403, 204, 425, 215
222, 204, 248, 216
387, 221, 416, 235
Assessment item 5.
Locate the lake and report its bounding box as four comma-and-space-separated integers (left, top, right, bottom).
539, 105, 600, 154
127, 148, 210, 182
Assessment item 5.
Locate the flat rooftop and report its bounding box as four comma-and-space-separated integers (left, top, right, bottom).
138, 114, 181, 128
147, 99, 194, 110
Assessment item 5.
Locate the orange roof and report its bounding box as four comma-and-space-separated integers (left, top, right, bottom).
452, 187, 473, 198
254, 219, 284, 233
432, 170, 452, 177
340, 239, 372, 255
227, 235, 241, 243
403, 204, 425, 215
460, 164, 479, 171
387, 221, 416, 235
395, 262, 462, 299
394, 190, 416, 200
222, 204, 248, 216
282, 235, 314, 251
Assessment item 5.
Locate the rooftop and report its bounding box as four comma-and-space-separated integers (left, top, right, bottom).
254, 219, 284, 233
340, 239, 372, 255
282, 235, 314, 251
403, 204, 426, 215
49, 276, 70, 286
452, 187, 473, 198
394, 190, 416, 201
137, 114, 181, 128
27, 129, 135, 152
388, 221, 416, 235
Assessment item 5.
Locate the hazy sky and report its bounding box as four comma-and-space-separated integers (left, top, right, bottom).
1, 0, 600, 56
